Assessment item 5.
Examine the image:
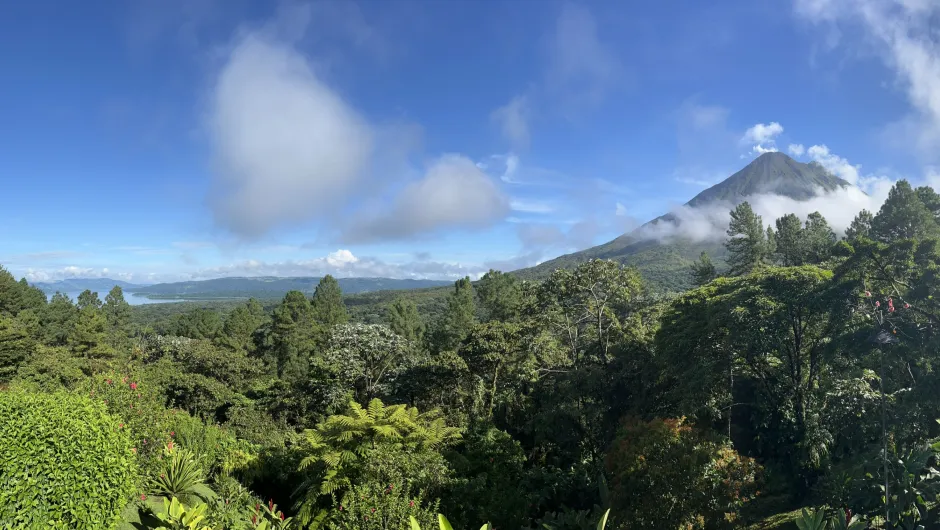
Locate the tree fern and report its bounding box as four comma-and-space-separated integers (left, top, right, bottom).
295, 398, 462, 527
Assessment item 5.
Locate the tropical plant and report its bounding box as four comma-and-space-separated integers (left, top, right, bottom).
0, 389, 137, 530
407, 509, 610, 530
794, 508, 866, 530
151, 442, 217, 505
296, 398, 461, 525
155, 497, 212, 530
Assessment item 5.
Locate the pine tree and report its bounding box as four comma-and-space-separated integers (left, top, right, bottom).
270, 291, 317, 380
845, 209, 874, 241
41, 292, 78, 346
218, 298, 266, 354
76, 289, 102, 311
310, 275, 349, 328
430, 277, 477, 352
689, 251, 717, 287
0, 315, 33, 381
725, 202, 770, 276
803, 211, 836, 264
0, 266, 23, 317
774, 213, 805, 266
870, 180, 939, 243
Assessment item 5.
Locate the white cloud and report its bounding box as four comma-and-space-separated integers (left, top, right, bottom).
208, 34, 374, 239
491, 96, 530, 148
547, 2, 621, 110
25, 267, 136, 283
806, 144, 861, 184
788, 143, 806, 157
794, 0, 940, 160
189, 251, 488, 281
343, 154, 510, 243
741, 122, 784, 155
510, 199, 553, 214
326, 249, 358, 267
615, 202, 628, 216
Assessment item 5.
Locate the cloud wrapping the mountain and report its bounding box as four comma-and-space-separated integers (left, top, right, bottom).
788, 144, 806, 157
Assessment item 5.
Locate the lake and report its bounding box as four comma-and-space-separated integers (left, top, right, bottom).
48, 291, 189, 306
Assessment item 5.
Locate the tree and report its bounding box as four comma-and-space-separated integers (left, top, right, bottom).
16, 279, 46, 313
774, 213, 806, 266
725, 201, 770, 276
40, 292, 77, 346
845, 209, 874, 242
321, 323, 413, 402
310, 275, 348, 328
296, 399, 460, 526
76, 289, 102, 311
658, 266, 845, 483
689, 251, 717, 286
69, 305, 114, 360
430, 277, 477, 353
102, 286, 131, 347
217, 299, 265, 355
386, 297, 425, 345
803, 211, 836, 264
870, 180, 939, 243
269, 291, 317, 380
458, 321, 533, 418
0, 267, 24, 317
0, 315, 33, 381
175, 308, 222, 341
475, 270, 522, 322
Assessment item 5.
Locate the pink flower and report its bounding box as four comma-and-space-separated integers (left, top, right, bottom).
409, 500, 415, 507
129, 382, 137, 390
875, 301, 881, 307
905, 303, 910, 309
865, 291, 871, 297
106, 379, 112, 385
118, 423, 123, 429
169, 431, 175, 437
141, 494, 147, 501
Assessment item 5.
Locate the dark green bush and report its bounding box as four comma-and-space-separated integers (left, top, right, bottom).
0, 389, 137, 529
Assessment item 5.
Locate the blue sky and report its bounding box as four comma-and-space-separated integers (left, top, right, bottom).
2, 0, 939, 283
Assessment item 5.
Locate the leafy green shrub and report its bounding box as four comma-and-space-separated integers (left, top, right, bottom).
332, 480, 439, 530
605, 417, 762, 530
79, 369, 178, 477
154, 497, 212, 530
0, 389, 137, 529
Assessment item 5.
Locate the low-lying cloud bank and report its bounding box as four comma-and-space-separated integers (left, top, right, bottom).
635, 181, 893, 244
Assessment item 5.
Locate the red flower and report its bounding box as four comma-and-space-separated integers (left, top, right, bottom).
167, 441, 174, 451
141, 494, 146, 501
905, 303, 910, 308
280, 513, 285, 521
339, 505, 344, 511
875, 301, 881, 307
129, 382, 138, 390
118, 423, 123, 429
371, 508, 376, 513
269, 499, 274, 511
106, 379, 112, 385
409, 500, 415, 507
252, 515, 257, 525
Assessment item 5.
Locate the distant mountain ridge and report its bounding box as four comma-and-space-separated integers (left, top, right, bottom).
32, 276, 453, 300
514, 152, 852, 292
32, 278, 145, 294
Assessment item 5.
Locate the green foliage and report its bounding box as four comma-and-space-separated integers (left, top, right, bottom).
0, 390, 137, 529
41, 291, 79, 346
605, 417, 762, 530
175, 308, 223, 341
871, 180, 940, 243
845, 209, 873, 242
475, 269, 523, 322
0, 313, 34, 381
311, 275, 349, 328
296, 399, 461, 525
332, 480, 438, 530
429, 277, 477, 353
689, 251, 717, 286
321, 323, 414, 402
794, 508, 865, 530
151, 443, 217, 506
154, 497, 212, 530
725, 201, 772, 276
269, 291, 317, 381
387, 297, 426, 345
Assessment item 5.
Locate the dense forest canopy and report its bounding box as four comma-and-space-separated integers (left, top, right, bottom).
5, 179, 940, 529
